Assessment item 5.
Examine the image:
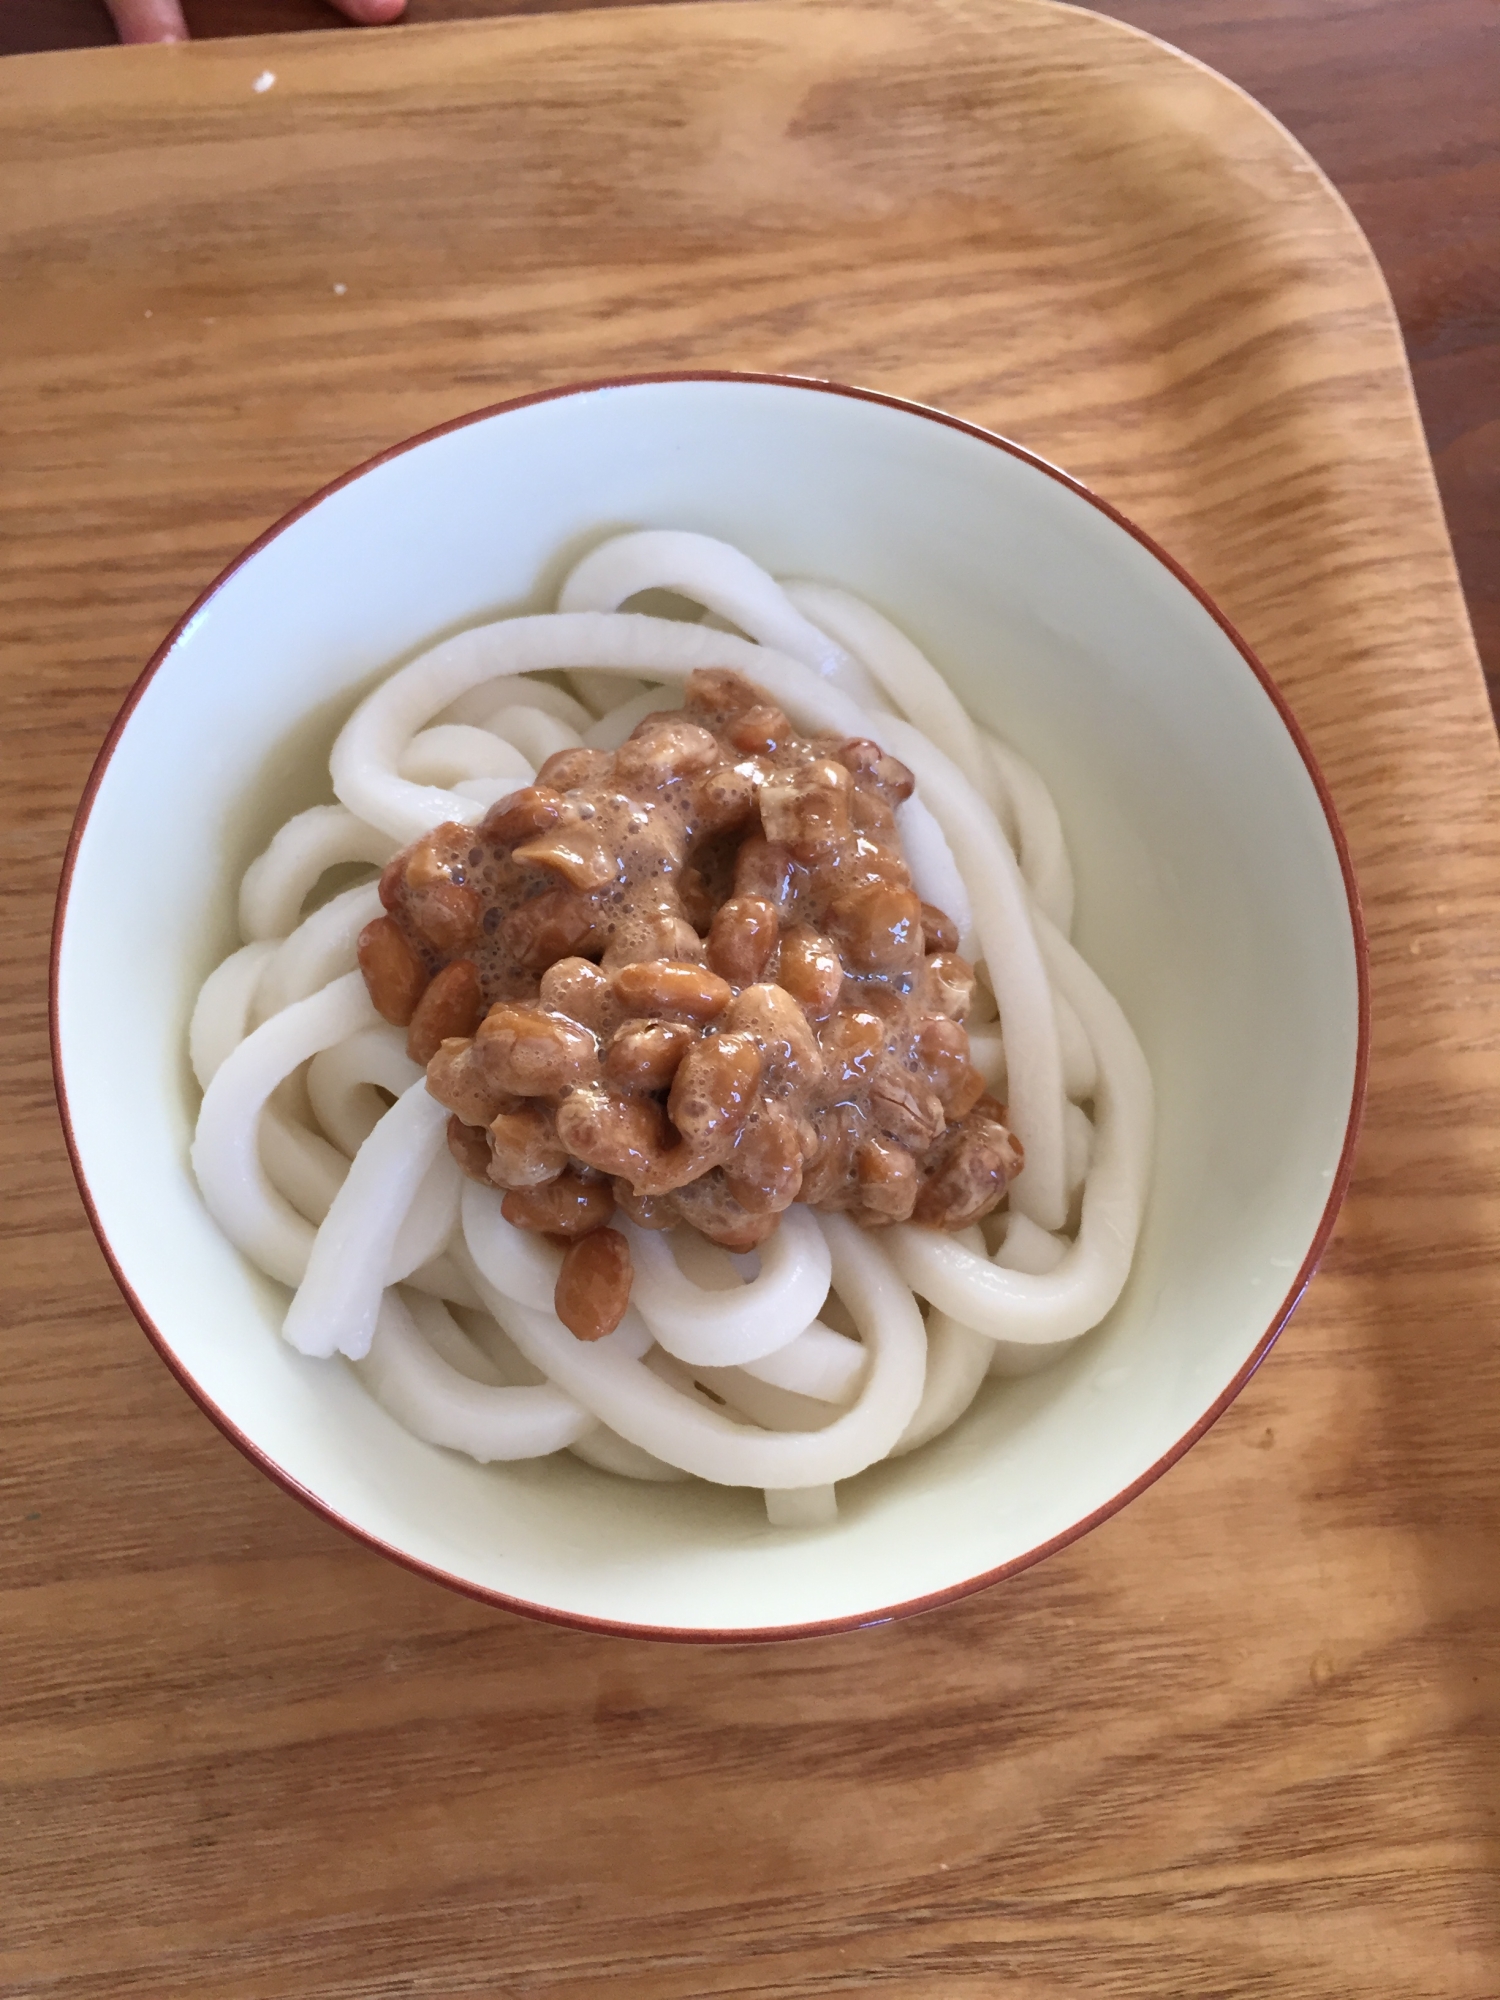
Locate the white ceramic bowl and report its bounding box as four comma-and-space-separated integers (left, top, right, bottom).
52, 374, 1366, 1640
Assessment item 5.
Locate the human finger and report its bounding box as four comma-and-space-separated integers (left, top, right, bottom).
106, 0, 189, 40
328, 0, 408, 22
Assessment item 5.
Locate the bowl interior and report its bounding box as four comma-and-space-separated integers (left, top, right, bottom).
55, 377, 1362, 1635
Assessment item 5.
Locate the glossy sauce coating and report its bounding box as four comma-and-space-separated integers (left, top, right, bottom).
360, 668, 1023, 1336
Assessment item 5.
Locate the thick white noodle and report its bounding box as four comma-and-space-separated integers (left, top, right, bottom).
1064, 1101, 1095, 1199
984, 1213, 1075, 1378
1056, 990, 1097, 1101
190, 940, 276, 1088
486, 706, 583, 768
387, 1148, 462, 1286
890, 1314, 994, 1456
568, 668, 651, 717
695, 1367, 841, 1433
306, 1024, 422, 1158
644, 1344, 753, 1416
239, 805, 396, 944
283, 1078, 450, 1360
369, 1279, 673, 1476
665, 1240, 865, 1400
358, 1289, 594, 1460
491, 684, 594, 731
583, 684, 683, 749
968, 1025, 1006, 1090
885, 912, 1152, 1347
972, 994, 1089, 1102
779, 578, 1001, 808
443, 676, 595, 734
740, 1321, 866, 1402
558, 529, 881, 705
397, 725, 534, 790
764, 1486, 838, 1528
896, 795, 976, 953
460, 1182, 566, 1311
192, 971, 379, 1287
987, 735, 1075, 935
784, 578, 1077, 934
619, 1211, 832, 1367
404, 1250, 483, 1311
997, 1212, 1070, 1277
259, 1104, 347, 1225
253, 882, 383, 1023
407, 1289, 515, 1380
482, 1215, 924, 1489
877, 713, 1067, 1228
451, 1288, 678, 1479
569, 1423, 690, 1483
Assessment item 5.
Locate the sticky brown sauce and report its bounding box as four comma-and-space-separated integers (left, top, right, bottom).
357, 668, 1022, 1338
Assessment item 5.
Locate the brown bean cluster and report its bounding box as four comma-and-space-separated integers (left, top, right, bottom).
357, 669, 1023, 1340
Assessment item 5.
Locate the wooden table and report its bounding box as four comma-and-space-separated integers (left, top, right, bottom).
4, 3, 1499, 1995
4, 0, 1495, 706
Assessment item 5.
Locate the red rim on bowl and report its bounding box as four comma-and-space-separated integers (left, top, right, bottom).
49, 372, 1371, 1644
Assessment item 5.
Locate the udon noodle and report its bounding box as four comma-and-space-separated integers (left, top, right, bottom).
189, 530, 1153, 1525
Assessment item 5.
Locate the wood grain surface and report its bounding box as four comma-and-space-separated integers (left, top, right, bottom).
5, 0, 1496, 715
3, 3, 1499, 1993
1084, 0, 1500, 705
